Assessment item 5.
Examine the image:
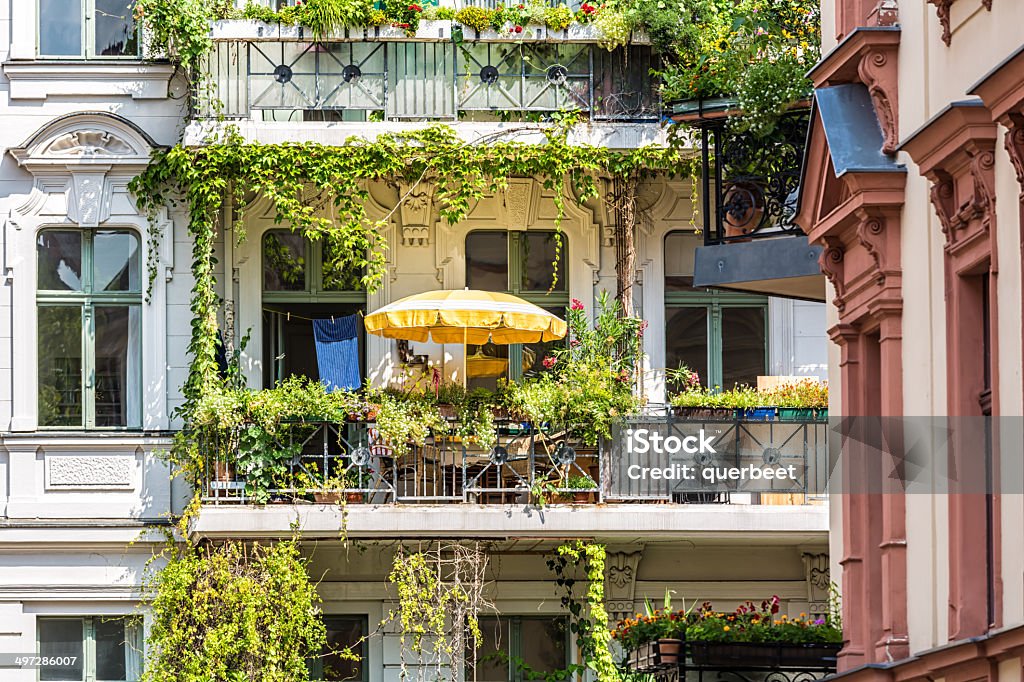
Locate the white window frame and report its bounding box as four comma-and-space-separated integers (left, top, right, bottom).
37, 0, 141, 60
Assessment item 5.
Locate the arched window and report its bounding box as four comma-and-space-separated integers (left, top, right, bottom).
262, 230, 367, 387
664, 231, 767, 389
465, 230, 567, 389
36, 228, 142, 428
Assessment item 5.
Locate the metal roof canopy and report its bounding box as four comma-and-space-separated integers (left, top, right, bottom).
693, 235, 826, 302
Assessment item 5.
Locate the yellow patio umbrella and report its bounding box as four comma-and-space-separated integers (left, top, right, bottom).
364, 289, 567, 386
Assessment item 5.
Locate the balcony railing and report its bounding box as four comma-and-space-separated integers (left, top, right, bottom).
200, 410, 827, 505
200, 34, 660, 121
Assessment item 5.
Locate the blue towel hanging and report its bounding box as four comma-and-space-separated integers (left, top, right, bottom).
313, 315, 361, 391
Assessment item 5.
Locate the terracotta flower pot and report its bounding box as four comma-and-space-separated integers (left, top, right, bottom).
312, 491, 342, 504
573, 492, 592, 503
656, 638, 683, 665
345, 492, 365, 504
212, 461, 235, 481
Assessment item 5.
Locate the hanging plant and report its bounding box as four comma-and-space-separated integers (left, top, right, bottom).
129, 124, 688, 416
142, 539, 327, 682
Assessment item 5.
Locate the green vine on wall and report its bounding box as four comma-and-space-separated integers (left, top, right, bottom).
128, 124, 690, 410
548, 541, 620, 681
142, 538, 327, 682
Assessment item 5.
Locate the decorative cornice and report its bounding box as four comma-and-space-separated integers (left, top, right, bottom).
819, 238, 847, 312
855, 215, 887, 284
1003, 118, 1024, 191
901, 102, 997, 250
928, 0, 953, 46
809, 28, 900, 155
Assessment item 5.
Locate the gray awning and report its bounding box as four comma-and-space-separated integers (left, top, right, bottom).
816, 83, 903, 176
693, 236, 825, 301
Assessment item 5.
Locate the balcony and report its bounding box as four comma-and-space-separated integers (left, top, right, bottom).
198, 410, 828, 507
668, 103, 826, 302
201, 21, 660, 122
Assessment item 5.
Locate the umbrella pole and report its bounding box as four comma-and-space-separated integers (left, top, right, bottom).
463, 326, 468, 390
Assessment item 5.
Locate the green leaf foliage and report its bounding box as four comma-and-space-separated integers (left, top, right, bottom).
143, 540, 327, 682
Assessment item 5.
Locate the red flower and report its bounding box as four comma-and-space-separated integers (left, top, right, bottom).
542, 356, 557, 369
408, 3, 422, 10
514, 24, 523, 32
570, 298, 584, 311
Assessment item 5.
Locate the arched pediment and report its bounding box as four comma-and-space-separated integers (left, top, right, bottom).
9, 112, 159, 171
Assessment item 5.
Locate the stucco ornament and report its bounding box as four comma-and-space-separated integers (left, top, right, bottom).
604, 550, 642, 621
47, 455, 135, 489
44, 130, 135, 157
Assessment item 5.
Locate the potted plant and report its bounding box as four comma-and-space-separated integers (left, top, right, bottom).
564, 474, 597, 503
767, 380, 828, 422
612, 599, 687, 671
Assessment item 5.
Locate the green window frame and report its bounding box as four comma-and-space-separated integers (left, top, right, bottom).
36, 616, 143, 682
37, 0, 141, 59
473, 615, 570, 682
36, 228, 142, 430
664, 289, 769, 389
262, 230, 367, 386
465, 230, 568, 382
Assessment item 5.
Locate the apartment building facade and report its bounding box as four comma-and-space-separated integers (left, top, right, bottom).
795, 0, 1024, 679
0, 2, 832, 680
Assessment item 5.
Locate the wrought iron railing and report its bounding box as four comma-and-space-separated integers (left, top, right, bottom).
201, 417, 603, 504
200, 410, 827, 505
199, 41, 660, 122
695, 109, 811, 245
610, 408, 828, 503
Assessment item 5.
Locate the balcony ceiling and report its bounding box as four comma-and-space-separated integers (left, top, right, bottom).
191, 503, 828, 542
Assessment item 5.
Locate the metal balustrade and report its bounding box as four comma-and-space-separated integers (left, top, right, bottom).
200, 418, 603, 505
199, 41, 660, 122
199, 410, 827, 506
611, 410, 828, 503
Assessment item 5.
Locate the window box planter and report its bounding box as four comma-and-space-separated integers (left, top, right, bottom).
777, 407, 814, 421
415, 20, 453, 40
670, 96, 742, 122
565, 23, 600, 41
629, 639, 683, 671
689, 641, 841, 668
814, 408, 828, 421
470, 23, 546, 41
673, 406, 736, 420
369, 24, 409, 39
742, 407, 776, 421
209, 19, 279, 40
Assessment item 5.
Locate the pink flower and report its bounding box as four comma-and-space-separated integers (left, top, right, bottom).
542, 356, 557, 369
570, 339, 581, 348
570, 298, 584, 311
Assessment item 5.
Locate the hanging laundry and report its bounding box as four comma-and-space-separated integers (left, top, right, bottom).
312, 315, 361, 391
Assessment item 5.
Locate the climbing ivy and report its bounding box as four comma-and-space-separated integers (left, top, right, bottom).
128, 124, 690, 409
549, 541, 620, 681
142, 538, 327, 682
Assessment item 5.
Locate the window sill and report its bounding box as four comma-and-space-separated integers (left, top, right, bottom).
2, 60, 176, 100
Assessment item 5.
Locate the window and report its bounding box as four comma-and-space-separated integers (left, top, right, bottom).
262, 231, 367, 387
37, 616, 142, 682
310, 616, 368, 682
37, 229, 142, 429
465, 230, 568, 389
664, 232, 767, 388
38, 0, 139, 58
471, 616, 569, 682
